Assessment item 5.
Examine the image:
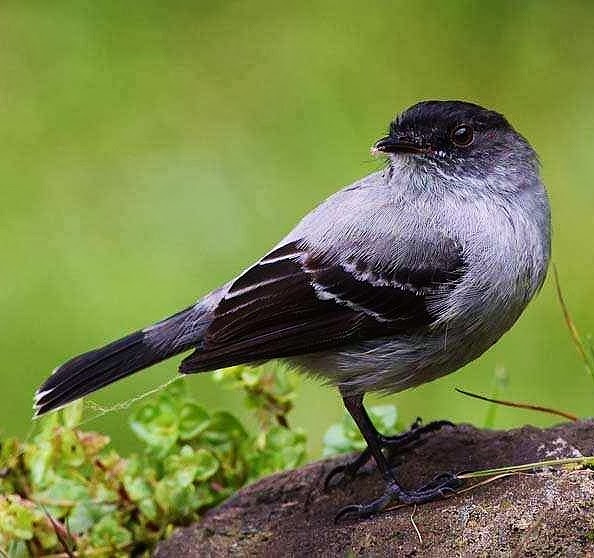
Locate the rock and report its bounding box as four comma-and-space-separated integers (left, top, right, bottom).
156, 420, 594, 557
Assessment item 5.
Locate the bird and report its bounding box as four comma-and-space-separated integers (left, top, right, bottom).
34, 100, 551, 519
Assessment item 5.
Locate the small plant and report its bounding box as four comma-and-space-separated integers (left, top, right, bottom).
0, 366, 306, 556
322, 404, 402, 456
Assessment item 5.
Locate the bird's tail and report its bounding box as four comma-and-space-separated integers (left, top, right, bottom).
34, 304, 208, 417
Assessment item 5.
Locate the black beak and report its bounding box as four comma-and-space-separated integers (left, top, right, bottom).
371, 135, 428, 155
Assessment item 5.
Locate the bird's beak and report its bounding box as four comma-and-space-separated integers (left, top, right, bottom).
371, 136, 428, 156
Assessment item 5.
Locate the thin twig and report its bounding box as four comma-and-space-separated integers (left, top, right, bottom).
410, 505, 423, 544
455, 388, 578, 422
41, 504, 74, 558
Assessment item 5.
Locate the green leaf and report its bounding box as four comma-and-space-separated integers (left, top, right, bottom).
239, 368, 260, 387
194, 449, 220, 482
322, 423, 361, 456
123, 475, 153, 503
165, 446, 219, 486
154, 477, 205, 518
138, 497, 158, 521
62, 399, 84, 428
322, 405, 400, 456
203, 411, 247, 445
178, 403, 210, 440
129, 398, 179, 455
368, 405, 398, 434
68, 501, 116, 535
24, 437, 53, 487
0, 496, 37, 540
248, 427, 306, 479
90, 515, 133, 549
32, 475, 90, 518
57, 428, 86, 468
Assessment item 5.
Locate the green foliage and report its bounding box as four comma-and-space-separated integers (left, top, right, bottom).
0, 366, 306, 556
322, 404, 402, 456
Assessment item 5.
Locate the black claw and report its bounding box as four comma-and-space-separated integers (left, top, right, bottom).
324, 449, 372, 490
324, 464, 347, 491
428, 471, 458, 486
325, 419, 455, 492
379, 419, 455, 453
335, 504, 374, 523
380, 419, 454, 445
335, 489, 393, 522
399, 472, 462, 504
334, 504, 363, 523
335, 473, 463, 521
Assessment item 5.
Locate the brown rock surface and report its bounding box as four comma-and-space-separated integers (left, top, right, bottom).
156, 420, 594, 557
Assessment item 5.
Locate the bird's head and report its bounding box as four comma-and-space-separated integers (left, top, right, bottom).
373, 100, 539, 188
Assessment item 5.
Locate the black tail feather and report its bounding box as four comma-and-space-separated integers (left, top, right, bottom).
34, 305, 201, 417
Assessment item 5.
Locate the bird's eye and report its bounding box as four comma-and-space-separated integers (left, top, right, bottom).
450, 124, 474, 147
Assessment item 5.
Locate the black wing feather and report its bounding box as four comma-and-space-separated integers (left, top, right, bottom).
179, 239, 464, 373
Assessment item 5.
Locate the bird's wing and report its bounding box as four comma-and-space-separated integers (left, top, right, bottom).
179, 237, 465, 372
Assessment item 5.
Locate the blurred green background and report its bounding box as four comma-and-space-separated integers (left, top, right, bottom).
2, 1, 593, 456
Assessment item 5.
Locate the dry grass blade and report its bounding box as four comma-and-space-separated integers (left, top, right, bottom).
457, 455, 594, 479
553, 264, 594, 379
456, 472, 529, 494
455, 387, 578, 422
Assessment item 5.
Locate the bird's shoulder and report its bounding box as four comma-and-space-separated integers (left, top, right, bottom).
282, 169, 465, 285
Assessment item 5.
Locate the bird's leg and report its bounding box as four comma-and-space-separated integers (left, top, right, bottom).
325, 413, 453, 489
333, 393, 461, 521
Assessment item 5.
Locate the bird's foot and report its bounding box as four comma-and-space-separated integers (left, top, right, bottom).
334, 471, 462, 522
324, 419, 454, 490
